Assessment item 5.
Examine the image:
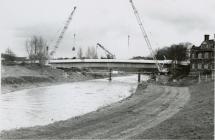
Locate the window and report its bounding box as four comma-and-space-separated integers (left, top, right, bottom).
198, 53, 202, 59
204, 52, 209, 59
192, 53, 195, 58
204, 64, 208, 69
198, 63, 202, 69
192, 64, 195, 69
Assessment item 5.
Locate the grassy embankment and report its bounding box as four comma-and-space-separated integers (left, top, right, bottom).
1, 64, 96, 93
135, 80, 214, 139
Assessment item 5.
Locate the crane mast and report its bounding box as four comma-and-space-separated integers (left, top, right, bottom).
129, 0, 163, 72
49, 6, 77, 56
96, 43, 115, 59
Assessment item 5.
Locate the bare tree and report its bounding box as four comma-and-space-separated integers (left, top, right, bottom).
91, 47, 98, 59
3, 48, 16, 62
85, 46, 98, 59
25, 36, 48, 65
77, 47, 83, 59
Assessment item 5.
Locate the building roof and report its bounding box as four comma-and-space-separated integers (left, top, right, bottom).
201, 39, 214, 46
191, 39, 214, 50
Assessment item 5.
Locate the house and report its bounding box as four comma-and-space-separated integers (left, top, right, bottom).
190, 35, 215, 76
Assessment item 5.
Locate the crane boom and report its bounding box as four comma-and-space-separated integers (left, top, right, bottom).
129, 0, 164, 72
50, 6, 77, 56
97, 43, 115, 59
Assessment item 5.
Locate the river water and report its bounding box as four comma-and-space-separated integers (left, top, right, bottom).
0, 75, 148, 132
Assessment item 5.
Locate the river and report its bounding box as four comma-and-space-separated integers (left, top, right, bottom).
0, 75, 149, 132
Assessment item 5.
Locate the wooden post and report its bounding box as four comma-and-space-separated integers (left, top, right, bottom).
198, 72, 201, 83
109, 68, 112, 81
138, 70, 141, 83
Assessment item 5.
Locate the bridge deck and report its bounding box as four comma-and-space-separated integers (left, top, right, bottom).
49, 59, 175, 69
49, 59, 173, 64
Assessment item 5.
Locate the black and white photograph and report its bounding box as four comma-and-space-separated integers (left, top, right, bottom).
0, 0, 214, 139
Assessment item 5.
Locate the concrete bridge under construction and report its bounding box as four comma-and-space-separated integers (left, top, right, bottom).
49, 59, 189, 82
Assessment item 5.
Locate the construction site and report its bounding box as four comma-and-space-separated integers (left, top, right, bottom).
0, 0, 214, 139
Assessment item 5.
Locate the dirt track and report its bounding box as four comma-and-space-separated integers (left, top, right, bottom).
0, 84, 190, 139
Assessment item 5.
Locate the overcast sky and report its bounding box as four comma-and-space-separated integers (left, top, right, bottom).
0, 0, 215, 59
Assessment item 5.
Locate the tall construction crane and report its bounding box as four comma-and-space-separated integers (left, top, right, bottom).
129, 0, 167, 73
96, 43, 116, 59
49, 6, 77, 57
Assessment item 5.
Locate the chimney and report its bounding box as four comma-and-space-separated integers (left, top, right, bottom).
204, 34, 210, 41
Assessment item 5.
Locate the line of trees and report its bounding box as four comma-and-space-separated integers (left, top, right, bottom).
77, 46, 98, 59
153, 42, 192, 76
131, 42, 191, 61
154, 42, 192, 61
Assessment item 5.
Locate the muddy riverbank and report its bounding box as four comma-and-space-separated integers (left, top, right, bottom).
0, 75, 140, 132
1, 64, 99, 94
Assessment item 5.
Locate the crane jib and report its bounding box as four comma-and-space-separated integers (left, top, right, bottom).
49, 6, 77, 57
129, 0, 166, 73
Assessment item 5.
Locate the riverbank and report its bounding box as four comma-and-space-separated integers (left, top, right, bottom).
0, 75, 139, 132
0, 81, 191, 139
1, 64, 96, 94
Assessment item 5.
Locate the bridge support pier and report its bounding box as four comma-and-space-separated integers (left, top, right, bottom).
109, 69, 112, 81
138, 70, 141, 83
